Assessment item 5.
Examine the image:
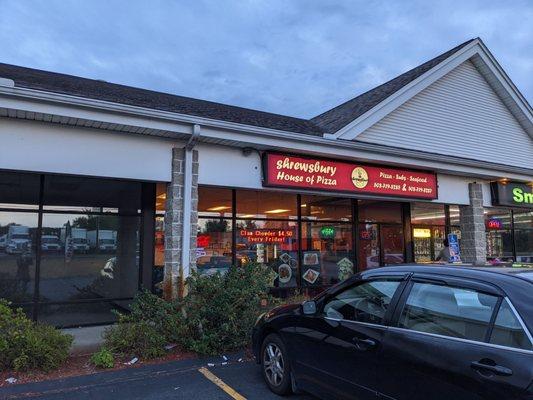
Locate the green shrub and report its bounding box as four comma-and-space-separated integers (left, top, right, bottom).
177, 263, 275, 355
91, 348, 114, 369
0, 300, 73, 372
102, 291, 178, 360
104, 318, 166, 360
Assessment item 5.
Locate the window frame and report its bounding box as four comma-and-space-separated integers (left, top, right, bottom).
319, 274, 409, 328
390, 274, 533, 354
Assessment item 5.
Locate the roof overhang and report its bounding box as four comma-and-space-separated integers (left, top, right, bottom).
1, 69, 532, 182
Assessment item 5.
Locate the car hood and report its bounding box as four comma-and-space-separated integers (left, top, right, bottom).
264, 303, 300, 321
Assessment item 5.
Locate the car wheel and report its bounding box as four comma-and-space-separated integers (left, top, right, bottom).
261, 333, 292, 396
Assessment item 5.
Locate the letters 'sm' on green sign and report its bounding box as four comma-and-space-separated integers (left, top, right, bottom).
491, 182, 533, 208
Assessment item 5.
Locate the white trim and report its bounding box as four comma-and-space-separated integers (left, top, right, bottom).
332, 39, 533, 140
1, 67, 532, 179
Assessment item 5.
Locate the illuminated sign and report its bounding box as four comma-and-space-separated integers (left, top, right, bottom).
491, 182, 533, 209
413, 228, 431, 238
197, 234, 211, 248
319, 226, 336, 239
486, 219, 503, 230
239, 229, 294, 243
263, 153, 438, 199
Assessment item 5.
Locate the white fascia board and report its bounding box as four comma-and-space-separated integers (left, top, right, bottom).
199, 125, 533, 181
474, 42, 533, 138
1, 74, 532, 181
333, 40, 533, 140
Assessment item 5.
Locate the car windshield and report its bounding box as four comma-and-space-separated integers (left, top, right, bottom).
42, 237, 59, 244
12, 234, 29, 240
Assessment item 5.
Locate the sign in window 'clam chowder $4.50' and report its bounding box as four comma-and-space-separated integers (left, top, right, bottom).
263, 153, 438, 199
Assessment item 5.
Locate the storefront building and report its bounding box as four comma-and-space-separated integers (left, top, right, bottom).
0, 38, 532, 326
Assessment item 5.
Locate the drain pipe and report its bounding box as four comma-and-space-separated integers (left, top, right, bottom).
179, 124, 201, 295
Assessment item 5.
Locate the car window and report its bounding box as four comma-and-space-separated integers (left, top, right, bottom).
323, 280, 401, 325
490, 299, 533, 351
399, 282, 499, 342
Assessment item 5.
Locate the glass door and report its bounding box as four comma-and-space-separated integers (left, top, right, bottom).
381, 225, 405, 265
358, 223, 380, 270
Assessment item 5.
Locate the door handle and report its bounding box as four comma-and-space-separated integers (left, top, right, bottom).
471, 361, 513, 377
353, 337, 377, 350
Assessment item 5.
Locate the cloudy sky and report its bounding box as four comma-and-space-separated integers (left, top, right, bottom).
0, 0, 531, 118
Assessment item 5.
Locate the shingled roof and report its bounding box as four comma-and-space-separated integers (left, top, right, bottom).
0, 62, 324, 136
311, 38, 476, 134
0, 39, 476, 137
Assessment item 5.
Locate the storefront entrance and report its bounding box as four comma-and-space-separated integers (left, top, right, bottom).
358, 224, 405, 269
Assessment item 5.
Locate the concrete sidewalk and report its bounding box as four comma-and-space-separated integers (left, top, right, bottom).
62, 325, 108, 354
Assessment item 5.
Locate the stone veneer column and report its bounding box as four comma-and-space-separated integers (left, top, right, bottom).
163, 147, 199, 300
459, 183, 487, 265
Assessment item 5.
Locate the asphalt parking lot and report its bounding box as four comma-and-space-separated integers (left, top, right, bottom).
0, 356, 317, 400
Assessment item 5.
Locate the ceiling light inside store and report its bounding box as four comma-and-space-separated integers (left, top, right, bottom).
157, 193, 166, 199
264, 209, 291, 214
239, 214, 256, 218
207, 206, 230, 211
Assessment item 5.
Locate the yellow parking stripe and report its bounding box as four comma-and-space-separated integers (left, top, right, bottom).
198, 367, 247, 400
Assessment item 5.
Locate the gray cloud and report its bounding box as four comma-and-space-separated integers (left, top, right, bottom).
0, 0, 531, 118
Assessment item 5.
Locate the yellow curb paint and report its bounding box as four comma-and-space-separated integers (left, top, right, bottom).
198, 367, 247, 400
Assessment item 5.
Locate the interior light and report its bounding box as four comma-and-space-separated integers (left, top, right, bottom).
207, 206, 231, 211
238, 214, 256, 218
301, 204, 307, 207
264, 209, 291, 214
157, 193, 166, 200
413, 228, 431, 238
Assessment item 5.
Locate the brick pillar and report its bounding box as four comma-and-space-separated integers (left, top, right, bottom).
163, 147, 199, 300
459, 183, 487, 265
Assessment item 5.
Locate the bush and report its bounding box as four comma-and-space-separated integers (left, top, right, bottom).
0, 300, 73, 372
177, 263, 275, 355
103, 291, 179, 359
104, 318, 167, 360
91, 348, 114, 369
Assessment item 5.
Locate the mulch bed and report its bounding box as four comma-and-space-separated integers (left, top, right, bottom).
0, 347, 197, 388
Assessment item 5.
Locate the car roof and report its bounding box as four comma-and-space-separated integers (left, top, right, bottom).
361, 264, 533, 330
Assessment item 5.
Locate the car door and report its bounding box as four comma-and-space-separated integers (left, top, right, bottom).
378, 275, 533, 400
290, 274, 407, 400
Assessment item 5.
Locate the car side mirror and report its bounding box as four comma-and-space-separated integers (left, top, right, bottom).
302, 300, 317, 315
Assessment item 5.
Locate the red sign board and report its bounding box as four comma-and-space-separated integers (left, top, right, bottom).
263, 153, 438, 199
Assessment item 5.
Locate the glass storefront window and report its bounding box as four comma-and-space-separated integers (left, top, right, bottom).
43, 175, 142, 212
236, 219, 298, 288
39, 213, 140, 303
198, 187, 233, 218
0, 172, 40, 210
301, 222, 353, 286
359, 200, 402, 223
197, 218, 233, 275
300, 195, 352, 221
514, 211, 533, 263
449, 205, 461, 225
0, 211, 38, 304
236, 190, 297, 219
485, 208, 513, 262
411, 203, 445, 225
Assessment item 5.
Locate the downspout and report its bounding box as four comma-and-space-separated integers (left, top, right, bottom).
179, 124, 201, 297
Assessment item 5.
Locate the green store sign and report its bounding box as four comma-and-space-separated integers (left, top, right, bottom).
319, 226, 336, 239
491, 182, 533, 208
